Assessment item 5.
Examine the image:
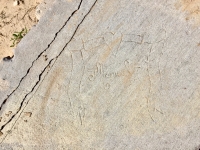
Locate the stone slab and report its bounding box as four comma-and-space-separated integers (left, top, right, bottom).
0, 0, 200, 149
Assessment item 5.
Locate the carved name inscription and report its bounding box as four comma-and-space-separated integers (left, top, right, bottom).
87, 62, 131, 81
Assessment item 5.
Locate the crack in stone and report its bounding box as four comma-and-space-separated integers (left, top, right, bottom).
0, 60, 54, 132
0, 59, 55, 144
0, 0, 83, 113
0, 0, 98, 134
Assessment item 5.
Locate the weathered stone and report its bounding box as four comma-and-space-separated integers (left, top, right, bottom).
0, 0, 200, 149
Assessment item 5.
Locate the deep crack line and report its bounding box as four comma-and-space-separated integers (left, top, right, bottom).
0, 51, 59, 144
0, 0, 83, 113
0, 60, 54, 132
0, 0, 98, 132
0, 59, 55, 144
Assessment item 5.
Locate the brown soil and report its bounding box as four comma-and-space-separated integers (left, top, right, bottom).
175, 0, 200, 24
0, 0, 42, 61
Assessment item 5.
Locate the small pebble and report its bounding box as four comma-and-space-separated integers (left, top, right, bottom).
3, 56, 13, 61
13, 0, 19, 6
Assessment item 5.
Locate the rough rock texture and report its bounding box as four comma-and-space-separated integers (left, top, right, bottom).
0, 0, 200, 149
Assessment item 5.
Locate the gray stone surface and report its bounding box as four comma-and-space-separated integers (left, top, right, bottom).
35, 0, 55, 20
0, 0, 200, 149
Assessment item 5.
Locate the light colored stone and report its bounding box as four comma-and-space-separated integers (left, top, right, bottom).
0, 0, 200, 149
35, 0, 55, 20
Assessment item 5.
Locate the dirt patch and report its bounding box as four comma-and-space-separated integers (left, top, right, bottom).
175, 0, 200, 24
0, 0, 42, 61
